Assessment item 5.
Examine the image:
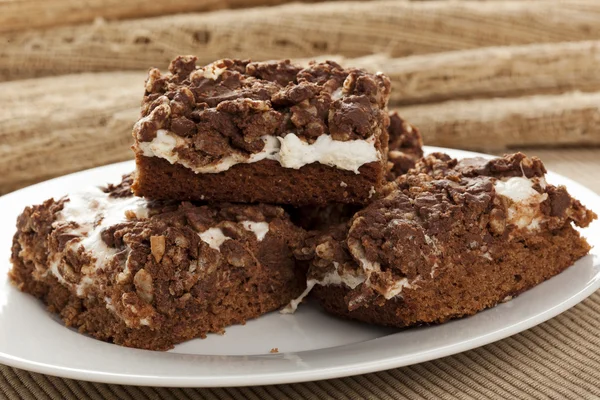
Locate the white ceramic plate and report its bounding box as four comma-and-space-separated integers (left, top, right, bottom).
0, 146, 599, 387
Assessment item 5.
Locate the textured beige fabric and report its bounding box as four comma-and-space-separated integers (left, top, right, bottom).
1, 149, 599, 399
3, 0, 600, 81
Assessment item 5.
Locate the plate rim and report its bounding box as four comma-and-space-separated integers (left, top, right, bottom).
1, 146, 599, 387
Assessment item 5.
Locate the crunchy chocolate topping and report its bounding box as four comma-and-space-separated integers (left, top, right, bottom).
133, 56, 391, 168
388, 112, 423, 155
103, 174, 136, 198
456, 152, 547, 179
386, 112, 424, 180
246, 60, 302, 86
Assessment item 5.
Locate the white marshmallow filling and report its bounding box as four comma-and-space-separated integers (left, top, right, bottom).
137, 130, 380, 174
494, 176, 548, 231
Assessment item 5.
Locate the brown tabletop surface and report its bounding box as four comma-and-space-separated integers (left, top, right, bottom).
2, 148, 599, 400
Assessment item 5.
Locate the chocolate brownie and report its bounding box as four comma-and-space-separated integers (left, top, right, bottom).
9, 176, 306, 350
131, 57, 391, 206
286, 153, 597, 325
290, 111, 424, 231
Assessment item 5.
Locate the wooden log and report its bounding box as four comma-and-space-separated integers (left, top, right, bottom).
0, 72, 143, 194
0, 0, 339, 33
396, 91, 600, 151
341, 41, 600, 106
3, 0, 600, 81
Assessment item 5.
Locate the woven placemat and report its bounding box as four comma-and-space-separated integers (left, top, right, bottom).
1, 148, 599, 400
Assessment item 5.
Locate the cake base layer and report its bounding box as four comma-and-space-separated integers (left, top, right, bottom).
132, 156, 385, 206
10, 253, 302, 351
312, 226, 591, 327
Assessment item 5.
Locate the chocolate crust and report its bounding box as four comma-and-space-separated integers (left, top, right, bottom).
312, 225, 591, 327
132, 155, 386, 206
135, 57, 391, 148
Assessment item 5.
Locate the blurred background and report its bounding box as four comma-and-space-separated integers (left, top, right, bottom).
1, 0, 599, 194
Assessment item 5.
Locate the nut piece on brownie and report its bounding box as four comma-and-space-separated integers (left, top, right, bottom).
285, 153, 597, 325
9, 176, 306, 350
131, 56, 391, 206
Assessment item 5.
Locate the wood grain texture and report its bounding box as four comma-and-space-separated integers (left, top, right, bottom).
396, 91, 600, 151
342, 41, 600, 106
0, 72, 143, 193
3, 0, 600, 81
0, 0, 339, 33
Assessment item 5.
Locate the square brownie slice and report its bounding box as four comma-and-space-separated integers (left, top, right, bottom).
131, 57, 391, 206
9, 176, 306, 350
287, 153, 597, 324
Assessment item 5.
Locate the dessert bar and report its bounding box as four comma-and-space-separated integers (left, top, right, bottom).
288, 153, 597, 325
132, 57, 391, 206
10, 176, 306, 350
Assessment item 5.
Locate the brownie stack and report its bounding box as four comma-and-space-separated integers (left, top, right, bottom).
9, 56, 596, 351
9, 58, 416, 350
